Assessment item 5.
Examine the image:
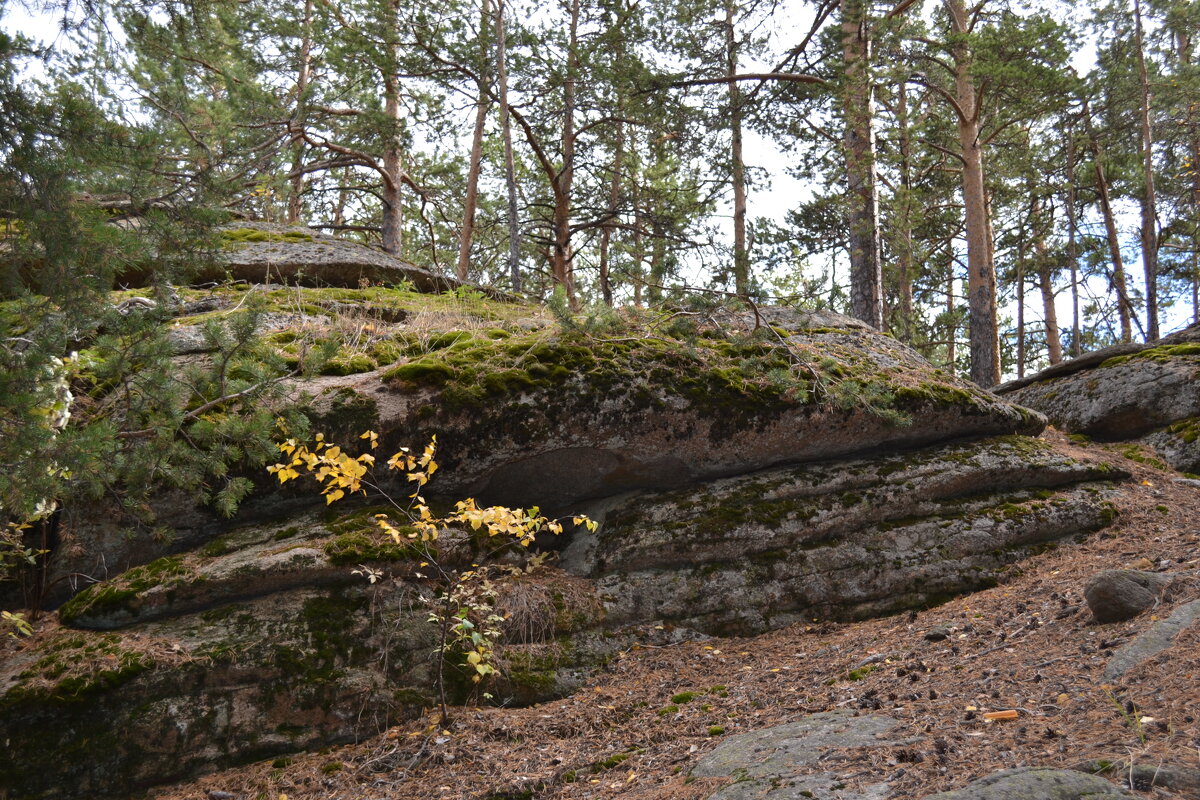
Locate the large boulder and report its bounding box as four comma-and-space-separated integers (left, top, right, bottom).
315, 306, 1046, 510
997, 325, 1200, 473
44, 303, 1048, 593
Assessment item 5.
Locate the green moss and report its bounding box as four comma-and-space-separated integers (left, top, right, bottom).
657, 704, 679, 715
843, 665, 878, 682
319, 351, 377, 376
323, 530, 423, 564
3, 634, 155, 709
321, 761, 344, 775
507, 670, 557, 692
201, 536, 237, 558
393, 687, 432, 706
383, 358, 455, 386
1101, 343, 1200, 368
708, 726, 726, 736
1164, 416, 1200, 444
1117, 444, 1169, 471
58, 556, 192, 624
221, 227, 314, 244
671, 691, 700, 704
270, 592, 366, 690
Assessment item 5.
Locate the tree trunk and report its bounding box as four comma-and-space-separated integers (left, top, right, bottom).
598, 119, 624, 306
726, 0, 750, 297
842, 0, 883, 329
894, 83, 915, 342
649, 217, 666, 305
551, 0, 580, 307
1177, 23, 1200, 325
946, 0, 999, 387
631, 167, 645, 307
1083, 99, 1134, 342
381, 55, 404, 255
455, 0, 493, 282
287, 0, 314, 225
1066, 129, 1081, 357
1032, 197, 1063, 365
495, 0, 521, 292
946, 267, 956, 368
1133, 0, 1160, 340
1016, 232, 1025, 380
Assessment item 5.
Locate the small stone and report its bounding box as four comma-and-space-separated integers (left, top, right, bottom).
924, 624, 952, 642
1084, 570, 1171, 623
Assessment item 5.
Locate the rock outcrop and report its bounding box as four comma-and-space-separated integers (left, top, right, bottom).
997, 324, 1200, 473
45, 301, 1047, 594
3, 295, 1135, 800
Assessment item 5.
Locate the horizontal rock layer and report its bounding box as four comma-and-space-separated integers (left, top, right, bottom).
564, 436, 1125, 635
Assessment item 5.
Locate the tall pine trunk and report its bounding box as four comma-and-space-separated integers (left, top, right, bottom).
551, 0, 580, 307
287, 0, 314, 225
842, 0, 883, 329
495, 0, 521, 292
598, 119, 624, 306
1133, 0, 1160, 339
1066, 129, 1082, 356
1016, 231, 1026, 379
946, 267, 957, 368
1177, 23, 1200, 324
946, 0, 999, 387
1084, 99, 1134, 342
456, 0, 493, 282
726, 0, 750, 297
894, 83, 915, 342
1031, 197, 1063, 364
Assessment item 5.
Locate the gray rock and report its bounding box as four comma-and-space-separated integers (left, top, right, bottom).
1077, 760, 1200, 797
925, 767, 1135, 799
2, 562, 619, 800
692, 710, 901, 800
1140, 419, 1200, 474
1083, 569, 1172, 623
328, 308, 1046, 511
1104, 598, 1200, 680
212, 222, 486, 296
565, 436, 1124, 635
997, 327, 1200, 465
924, 623, 953, 641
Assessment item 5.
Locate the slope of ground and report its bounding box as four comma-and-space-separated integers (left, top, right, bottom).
115, 432, 1200, 800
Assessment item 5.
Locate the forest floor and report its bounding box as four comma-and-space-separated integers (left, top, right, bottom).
151, 431, 1200, 800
